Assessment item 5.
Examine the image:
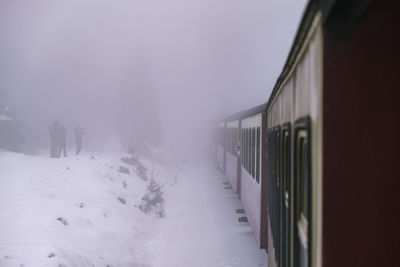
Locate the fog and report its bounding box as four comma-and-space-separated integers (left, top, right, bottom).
0, 0, 307, 153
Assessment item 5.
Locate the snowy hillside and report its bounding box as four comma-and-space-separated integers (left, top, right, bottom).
0, 151, 172, 267
0, 150, 267, 267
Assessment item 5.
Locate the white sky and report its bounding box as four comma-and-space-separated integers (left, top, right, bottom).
0, 0, 307, 149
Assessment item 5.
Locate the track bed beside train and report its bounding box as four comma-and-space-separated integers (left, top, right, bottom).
148, 160, 267, 267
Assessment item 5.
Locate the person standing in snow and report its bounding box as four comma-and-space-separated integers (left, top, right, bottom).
49, 120, 60, 158
58, 124, 67, 157
74, 125, 84, 155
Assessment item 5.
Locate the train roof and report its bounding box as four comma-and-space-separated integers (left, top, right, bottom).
266, 0, 318, 111
218, 0, 372, 125
225, 103, 267, 122
266, 0, 372, 110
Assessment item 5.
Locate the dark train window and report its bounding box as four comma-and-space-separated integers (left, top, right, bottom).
256, 127, 260, 183
244, 128, 247, 168
277, 128, 281, 188
294, 117, 311, 267
234, 128, 237, 155
228, 128, 231, 154
230, 128, 233, 155
249, 128, 253, 177
247, 128, 250, 173
231, 128, 234, 155
227, 128, 229, 153
252, 127, 255, 179
241, 129, 244, 166
250, 127, 253, 177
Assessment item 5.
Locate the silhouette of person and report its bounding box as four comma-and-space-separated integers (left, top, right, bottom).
74, 125, 84, 155
49, 120, 60, 158
58, 124, 67, 157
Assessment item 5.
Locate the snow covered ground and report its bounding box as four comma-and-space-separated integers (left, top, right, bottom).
0, 150, 267, 267
147, 161, 267, 267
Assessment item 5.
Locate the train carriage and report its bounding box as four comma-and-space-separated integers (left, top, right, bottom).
214, 0, 399, 266
266, 4, 323, 267
237, 104, 268, 247
214, 104, 269, 248
266, 1, 400, 267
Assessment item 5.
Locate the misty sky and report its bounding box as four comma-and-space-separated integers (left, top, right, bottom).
0, 0, 307, 151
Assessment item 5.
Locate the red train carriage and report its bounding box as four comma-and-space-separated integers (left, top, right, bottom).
266, 1, 400, 267
215, 0, 399, 267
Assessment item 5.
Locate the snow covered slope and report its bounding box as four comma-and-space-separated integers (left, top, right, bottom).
0, 151, 267, 267
0, 151, 162, 267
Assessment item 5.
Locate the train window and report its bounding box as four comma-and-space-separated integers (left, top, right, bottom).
246, 128, 250, 173
231, 128, 234, 155
227, 128, 230, 154
256, 127, 260, 183
244, 129, 247, 170
228, 128, 231, 154
249, 128, 254, 177
247, 128, 250, 173
233, 128, 235, 155
227, 128, 229, 153
252, 128, 255, 179
234, 128, 237, 155
232, 128, 234, 155
294, 117, 311, 267
235, 128, 238, 156
230, 128, 233, 155
249, 127, 253, 177
240, 129, 246, 167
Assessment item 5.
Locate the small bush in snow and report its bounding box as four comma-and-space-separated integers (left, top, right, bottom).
139, 178, 165, 217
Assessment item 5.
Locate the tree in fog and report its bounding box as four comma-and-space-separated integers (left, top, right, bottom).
0, 91, 24, 152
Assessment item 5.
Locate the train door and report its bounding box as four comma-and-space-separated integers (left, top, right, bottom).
238, 127, 243, 198
293, 117, 311, 267
281, 123, 291, 267
266, 128, 273, 249
274, 126, 281, 267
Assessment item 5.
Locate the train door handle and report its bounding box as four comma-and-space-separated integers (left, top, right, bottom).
285, 192, 289, 207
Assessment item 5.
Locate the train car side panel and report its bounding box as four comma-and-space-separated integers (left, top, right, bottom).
240, 113, 263, 246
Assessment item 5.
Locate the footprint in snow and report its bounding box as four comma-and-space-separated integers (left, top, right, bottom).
48, 252, 55, 258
